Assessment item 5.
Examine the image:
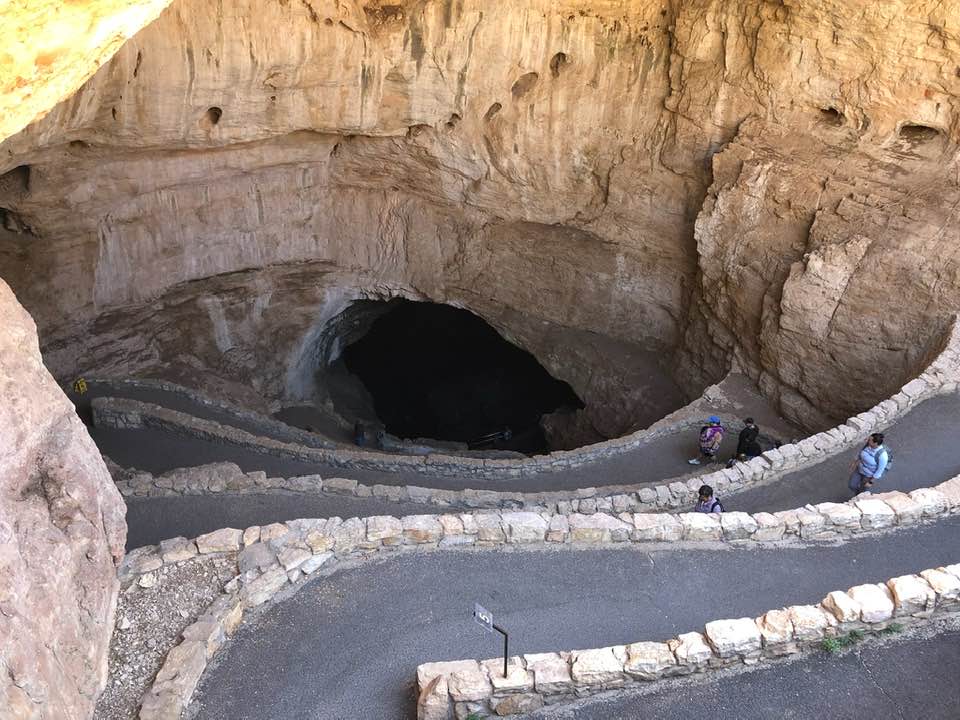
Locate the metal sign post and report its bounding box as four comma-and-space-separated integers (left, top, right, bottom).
473, 603, 509, 678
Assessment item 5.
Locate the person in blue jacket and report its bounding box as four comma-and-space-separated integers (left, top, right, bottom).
848, 432, 889, 495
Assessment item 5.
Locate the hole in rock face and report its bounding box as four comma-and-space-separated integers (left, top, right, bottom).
899, 123, 941, 142
483, 102, 502, 122
550, 52, 569, 78
818, 106, 844, 125
339, 300, 583, 454
511, 72, 540, 99
203, 106, 223, 127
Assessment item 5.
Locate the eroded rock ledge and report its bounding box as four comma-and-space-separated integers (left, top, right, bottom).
2, 0, 959, 434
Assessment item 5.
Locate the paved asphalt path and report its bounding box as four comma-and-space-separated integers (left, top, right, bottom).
727, 393, 960, 513
89, 421, 711, 493
189, 517, 960, 720
116, 393, 960, 548
531, 625, 960, 719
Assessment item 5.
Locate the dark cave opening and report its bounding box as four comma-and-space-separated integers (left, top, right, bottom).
341, 300, 584, 454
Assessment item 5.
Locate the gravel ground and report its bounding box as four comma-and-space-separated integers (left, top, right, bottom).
93, 557, 236, 720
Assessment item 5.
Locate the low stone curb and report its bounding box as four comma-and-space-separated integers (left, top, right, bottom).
414, 562, 960, 719
97, 317, 960, 514
91, 394, 708, 479
129, 474, 960, 719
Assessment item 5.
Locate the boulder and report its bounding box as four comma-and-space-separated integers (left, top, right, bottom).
0, 282, 126, 719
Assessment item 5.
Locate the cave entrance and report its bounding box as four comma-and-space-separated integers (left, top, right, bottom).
334, 299, 583, 454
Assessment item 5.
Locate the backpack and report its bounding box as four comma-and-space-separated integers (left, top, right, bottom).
711, 498, 725, 513
881, 447, 892, 471
699, 425, 721, 451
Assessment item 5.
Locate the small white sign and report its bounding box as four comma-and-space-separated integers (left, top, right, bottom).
473, 603, 493, 633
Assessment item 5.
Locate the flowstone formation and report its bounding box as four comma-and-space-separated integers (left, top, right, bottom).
1, 0, 958, 439
0, 280, 127, 720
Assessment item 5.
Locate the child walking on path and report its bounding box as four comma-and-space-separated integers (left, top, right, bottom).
689, 416, 724, 465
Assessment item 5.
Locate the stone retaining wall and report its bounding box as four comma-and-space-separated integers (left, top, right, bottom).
127, 474, 960, 719
91, 393, 709, 478
85, 377, 341, 449
415, 563, 960, 719
95, 317, 960, 513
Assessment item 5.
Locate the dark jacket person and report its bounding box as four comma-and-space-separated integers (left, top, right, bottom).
736, 418, 762, 459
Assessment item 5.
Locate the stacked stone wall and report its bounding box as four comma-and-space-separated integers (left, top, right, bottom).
125, 473, 960, 719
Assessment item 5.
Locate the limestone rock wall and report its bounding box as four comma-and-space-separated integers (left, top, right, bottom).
0, 0, 173, 141
1, 0, 960, 429
0, 280, 127, 719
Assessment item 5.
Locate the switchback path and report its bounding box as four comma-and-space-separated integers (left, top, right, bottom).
188, 518, 960, 720
81, 376, 794, 492
121, 393, 960, 548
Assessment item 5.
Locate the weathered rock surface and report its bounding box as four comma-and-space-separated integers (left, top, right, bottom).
0, 0, 173, 141
0, 280, 126, 719
3, 0, 959, 436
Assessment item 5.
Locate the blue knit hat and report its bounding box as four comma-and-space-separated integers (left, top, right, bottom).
708, 415, 720, 424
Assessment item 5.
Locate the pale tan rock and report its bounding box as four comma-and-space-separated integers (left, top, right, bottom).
438, 515, 465, 538
277, 547, 311, 573
305, 529, 334, 554
259, 523, 289, 543
886, 575, 936, 615
151, 640, 207, 701
195, 527, 242, 554
570, 647, 626, 686
501, 512, 548, 544
908, 489, 948, 516
523, 653, 573, 695
719, 511, 758, 540
446, 662, 491, 703
847, 584, 895, 623
242, 526, 261, 547
475, 514, 506, 543
751, 513, 785, 542
402, 515, 444, 544
159, 536, 198, 564
416, 675, 451, 720
567, 513, 631, 543
491, 693, 544, 716
756, 609, 793, 646
679, 513, 723, 541
786, 605, 834, 640
704, 618, 762, 658
941, 563, 960, 581
669, 632, 713, 668
813, 502, 861, 531
366, 516, 403, 544
546, 514, 569, 543
822, 591, 861, 624
332, 517, 366, 552
934, 477, 960, 510
300, 552, 333, 575
623, 642, 676, 680
241, 566, 288, 608
872, 492, 922, 525
854, 499, 897, 530
631, 512, 683, 542
920, 569, 960, 603
481, 657, 533, 694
